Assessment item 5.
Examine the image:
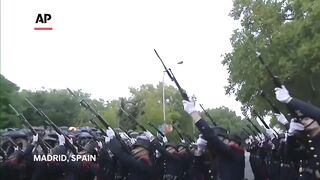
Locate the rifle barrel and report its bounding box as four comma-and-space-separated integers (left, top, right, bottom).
199, 104, 217, 126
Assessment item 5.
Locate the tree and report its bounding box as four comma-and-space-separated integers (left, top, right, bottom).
117, 83, 194, 142
0, 75, 22, 128
222, 0, 320, 125
201, 106, 250, 135
19, 89, 85, 127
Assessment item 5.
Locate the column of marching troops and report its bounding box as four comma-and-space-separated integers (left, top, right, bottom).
0, 84, 319, 180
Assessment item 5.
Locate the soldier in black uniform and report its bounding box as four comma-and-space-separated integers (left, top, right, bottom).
1, 133, 42, 180
275, 85, 320, 179
177, 142, 193, 180
182, 100, 245, 180
107, 132, 154, 180
66, 140, 100, 180
152, 139, 183, 180
190, 134, 218, 180
31, 133, 68, 180
96, 139, 116, 180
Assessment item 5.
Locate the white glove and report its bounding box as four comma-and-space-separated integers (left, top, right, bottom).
275, 113, 289, 125
182, 100, 197, 114
104, 136, 111, 143
106, 127, 115, 139
57, 133, 65, 146
144, 131, 155, 141
119, 132, 129, 140
275, 85, 292, 103
97, 141, 103, 149
130, 138, 136, 145
196, 135, 207, 150
288, 121, 304, 135
32, 134, 39, 145
162, 136, 168, 143
266, 129, 275, 140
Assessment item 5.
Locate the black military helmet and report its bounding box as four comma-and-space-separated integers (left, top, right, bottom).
213, 127, 228, 138
164, 142, 176, 150
177, 142, 189, 150
82, 140, 98, 155
228, 133, 242, 145
77, 132, 93, 139
51, 145, 67, 155
132, 137, 152, 151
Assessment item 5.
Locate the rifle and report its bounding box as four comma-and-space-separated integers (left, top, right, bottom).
256, 53, 300, 118
25, 98, 78, 154
119, 126, 133, 139
119, 107, 147, 131
0, 147, 7, 159
67, 89, 131, 153
252, 109, 279, 137
147, 122, 165, 137
242, 128, 251, 137
260, 91, 290, 129
176, 124, 194, 143
256, 53, 282, 88
154, 49, 189, 101
199, 104, 217, 126
172, 124, 194, 143
251, 110, 270, 130
185, 134, 195, 143
246, 125, 257, 136
246, 125, 262, 141
7, 137, 19, 148
67, 89, 111, 129
9, 104, 49, 154
89, 118, 107, 136
246, 118, 262, 134
259, 91, 281, 114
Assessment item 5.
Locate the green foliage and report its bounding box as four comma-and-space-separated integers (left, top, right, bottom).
0, 74, 263, 141
223, 0, 320, 124
201, 106, 249, 135
0, 75, 21, 128
118, 83, 194, 142
19, 89, 88, 127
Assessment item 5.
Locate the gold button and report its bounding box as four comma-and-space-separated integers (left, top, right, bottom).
316, 162, 319, 166
314, 155, 318, 158
308, 140, 312, 143
307, 134, 310, 137
310, 147, 315, 150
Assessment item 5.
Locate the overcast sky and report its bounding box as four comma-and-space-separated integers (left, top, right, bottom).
1, 0, 244, 116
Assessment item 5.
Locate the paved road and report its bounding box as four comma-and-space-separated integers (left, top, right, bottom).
244, 151, 254, 180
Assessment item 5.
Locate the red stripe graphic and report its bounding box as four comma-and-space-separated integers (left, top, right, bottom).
34, 27, 53, 30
